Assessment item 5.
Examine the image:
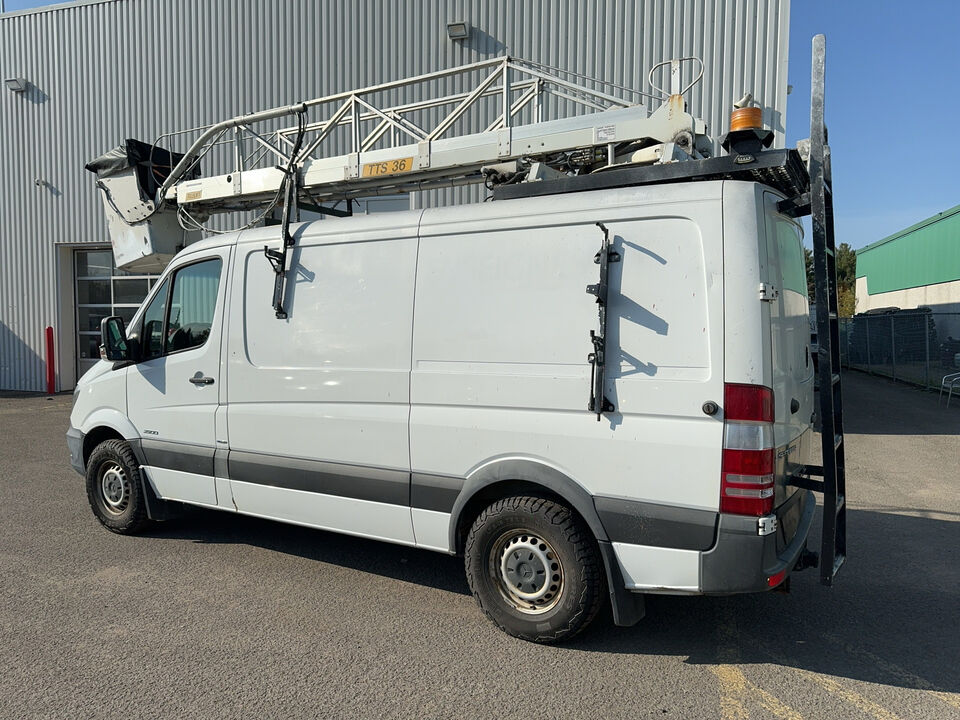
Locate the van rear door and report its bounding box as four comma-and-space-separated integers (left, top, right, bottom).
761, 193, 815, 510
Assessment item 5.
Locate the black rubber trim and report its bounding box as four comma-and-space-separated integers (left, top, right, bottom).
139, 473, 184, 522
410, 473, 462, 512
127, 438, 146, 466
594, 496, 718, 551
229, 451, 409, 506
598, 539, 646, 627
140, 438, 214, 476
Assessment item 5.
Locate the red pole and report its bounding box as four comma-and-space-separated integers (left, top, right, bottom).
45, 326, 55, 395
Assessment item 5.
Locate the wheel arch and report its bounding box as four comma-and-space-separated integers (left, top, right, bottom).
448, 457, 610, 556
79, 409, 140, 466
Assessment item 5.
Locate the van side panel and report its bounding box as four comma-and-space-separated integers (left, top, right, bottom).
225, 217, 420, 544
411, 184, 726, 570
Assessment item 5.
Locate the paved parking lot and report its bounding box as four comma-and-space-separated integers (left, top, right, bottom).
1, 371, 958, 719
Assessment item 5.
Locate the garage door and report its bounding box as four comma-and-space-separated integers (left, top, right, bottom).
75, 248, 159, 379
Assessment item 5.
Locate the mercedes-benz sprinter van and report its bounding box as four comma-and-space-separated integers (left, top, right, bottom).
68, 179, 815, 642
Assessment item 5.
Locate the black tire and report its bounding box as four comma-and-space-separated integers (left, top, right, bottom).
85, 439, 150, 535
464, 496, 606, 643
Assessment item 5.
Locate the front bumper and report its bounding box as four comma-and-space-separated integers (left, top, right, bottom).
700, 489, 816, 593
66, 426, 85, 475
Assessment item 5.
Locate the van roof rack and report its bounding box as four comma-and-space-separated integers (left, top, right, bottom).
493, 146, 808, 201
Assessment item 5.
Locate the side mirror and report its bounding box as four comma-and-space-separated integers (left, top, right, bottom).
99, 316, 129, 362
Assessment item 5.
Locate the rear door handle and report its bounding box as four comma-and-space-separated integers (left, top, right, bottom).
189, 374, 215, 385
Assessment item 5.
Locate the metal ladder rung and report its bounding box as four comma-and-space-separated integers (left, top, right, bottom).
832, 373, 841, 386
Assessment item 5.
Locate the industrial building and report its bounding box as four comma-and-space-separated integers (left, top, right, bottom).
855, 204, 960, 337
1, 0, 790, 391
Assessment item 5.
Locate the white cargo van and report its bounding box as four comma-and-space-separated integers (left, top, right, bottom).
68, 178, 816, 641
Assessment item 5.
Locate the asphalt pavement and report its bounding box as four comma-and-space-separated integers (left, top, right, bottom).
0, 372, 958, 719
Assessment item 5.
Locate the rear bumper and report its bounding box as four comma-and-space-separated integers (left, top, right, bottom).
700, 489, 815, 593
66, 426, 85, 476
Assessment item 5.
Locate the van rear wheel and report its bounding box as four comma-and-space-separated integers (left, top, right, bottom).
464, 496, 605, 643
85, 439, 150, 535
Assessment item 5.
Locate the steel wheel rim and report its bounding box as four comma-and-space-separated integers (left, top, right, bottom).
491, 529, 564, 615
99, 462, 130, 515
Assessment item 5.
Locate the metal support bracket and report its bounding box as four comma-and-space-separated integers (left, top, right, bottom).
497, 128, 512, 157
586, 221, 620, 420
263, 111, 307, 319
416, 140, 431, 169
263, 167, 300, 319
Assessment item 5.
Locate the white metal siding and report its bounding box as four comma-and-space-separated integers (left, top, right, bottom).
0, 0, 789, 390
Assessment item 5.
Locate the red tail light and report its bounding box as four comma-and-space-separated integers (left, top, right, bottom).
724, 383, 774, 422
721, 383, 775, 516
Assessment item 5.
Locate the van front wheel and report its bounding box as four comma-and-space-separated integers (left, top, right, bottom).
85, 439, 150, 535
464, 496, 605, 643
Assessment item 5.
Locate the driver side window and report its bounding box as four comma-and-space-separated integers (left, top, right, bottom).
140, 278, 168, 361
137, 257, 222, 361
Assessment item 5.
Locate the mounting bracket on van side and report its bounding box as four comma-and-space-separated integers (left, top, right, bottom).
263, 112, 308, 319
586, 222, 620, 420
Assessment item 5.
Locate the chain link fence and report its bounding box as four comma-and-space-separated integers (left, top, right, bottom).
839, 311, 960, 389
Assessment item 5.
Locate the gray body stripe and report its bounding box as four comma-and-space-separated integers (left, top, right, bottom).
594, 496, 718, 551
129, 440, 724, 556
410, 473, 463, 513
214, 447, 229, 478
140, 438, 214, 476
228, 451, 409, 506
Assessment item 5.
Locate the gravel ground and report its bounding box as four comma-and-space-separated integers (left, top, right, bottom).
0, 371, 957, 719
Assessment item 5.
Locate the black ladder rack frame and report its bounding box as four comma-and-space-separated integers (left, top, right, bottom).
493, 147, 809, 203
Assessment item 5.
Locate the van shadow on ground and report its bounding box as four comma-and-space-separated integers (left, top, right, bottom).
148, 504, 959, 694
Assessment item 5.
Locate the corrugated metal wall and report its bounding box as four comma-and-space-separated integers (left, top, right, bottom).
0, 0, 790, 391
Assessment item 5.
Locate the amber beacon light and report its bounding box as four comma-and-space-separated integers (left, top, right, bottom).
729, 106, 763, 132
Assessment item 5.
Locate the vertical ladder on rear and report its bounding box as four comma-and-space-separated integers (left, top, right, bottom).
807, 34, 847, 585
779, 34, 846, 585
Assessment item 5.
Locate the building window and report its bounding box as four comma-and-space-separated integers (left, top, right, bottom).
75, 248, 159, 377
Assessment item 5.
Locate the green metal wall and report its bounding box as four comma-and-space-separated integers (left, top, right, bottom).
857, 204, 960, 294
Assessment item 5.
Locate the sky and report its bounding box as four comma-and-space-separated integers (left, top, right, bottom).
786, 1, 960, 249
3, 0, 958, 250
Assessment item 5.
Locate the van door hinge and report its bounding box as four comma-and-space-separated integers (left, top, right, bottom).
758, 515, 778, 536
758, 282, 779, 302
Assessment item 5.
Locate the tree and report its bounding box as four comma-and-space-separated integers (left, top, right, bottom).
803, 242, 857, 317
